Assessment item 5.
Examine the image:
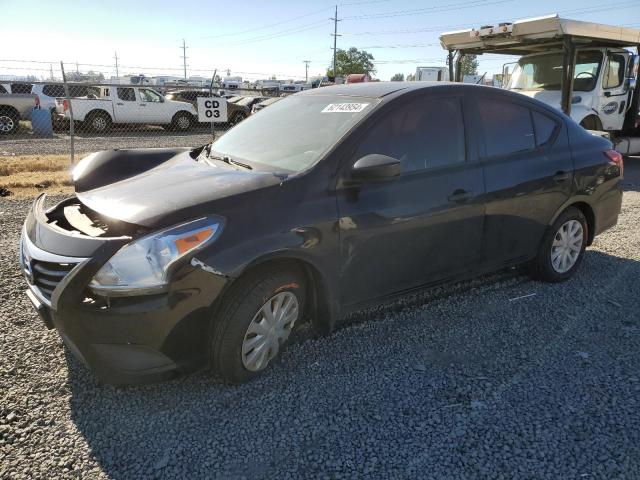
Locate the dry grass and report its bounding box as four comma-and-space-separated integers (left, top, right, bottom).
0, 155, 74, 197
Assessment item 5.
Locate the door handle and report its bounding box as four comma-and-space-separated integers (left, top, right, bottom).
139, 104, 147, 106
116, 102, 124, 106
447, 189, 472, 203
553, 171, 570, 182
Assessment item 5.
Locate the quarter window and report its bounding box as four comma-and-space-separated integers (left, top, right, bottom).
478, 99, 535, 157
355, 96, 466, 172
532, 110, 558, 147
604, 54, 625, 89
117, 88, 136, 102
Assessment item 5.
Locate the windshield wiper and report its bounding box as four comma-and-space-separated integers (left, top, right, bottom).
208, 152, 253, 170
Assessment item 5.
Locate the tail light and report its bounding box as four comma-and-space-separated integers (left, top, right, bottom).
34, 95, 40, 108
63, 99, 69, 112
604, 149, 623, 176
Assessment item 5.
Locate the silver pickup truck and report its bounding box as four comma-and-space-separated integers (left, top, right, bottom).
0, 93, 39, 134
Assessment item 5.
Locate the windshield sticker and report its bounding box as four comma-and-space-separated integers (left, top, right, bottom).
322, 103, 369, 113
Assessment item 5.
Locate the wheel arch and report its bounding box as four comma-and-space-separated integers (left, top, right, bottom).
0, 105, 20, 119
218, 253, 338, 336
85, 108, 113, 122
548, 200, 596, 246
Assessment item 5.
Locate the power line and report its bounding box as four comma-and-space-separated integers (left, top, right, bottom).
343, 0, 516, 20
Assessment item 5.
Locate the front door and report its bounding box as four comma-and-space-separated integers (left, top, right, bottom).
336, 93, 485, 306
138, 88, 167, 123
597, 51, 630, 131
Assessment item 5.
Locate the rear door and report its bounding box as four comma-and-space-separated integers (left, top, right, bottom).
473, 94, 572, 267
336, 92, 485, 306
113, 87, 139, 123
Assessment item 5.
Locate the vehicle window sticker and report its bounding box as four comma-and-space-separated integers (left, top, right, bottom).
322, 103, 369, 113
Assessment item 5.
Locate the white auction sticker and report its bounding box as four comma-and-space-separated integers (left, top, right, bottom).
322, 103, 369, 113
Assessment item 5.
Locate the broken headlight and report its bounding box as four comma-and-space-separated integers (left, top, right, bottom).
89, 216, 223, 296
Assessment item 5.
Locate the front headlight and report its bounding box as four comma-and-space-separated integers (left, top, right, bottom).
90, 216, 223, 296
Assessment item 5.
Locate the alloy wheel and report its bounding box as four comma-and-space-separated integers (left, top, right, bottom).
177, 116, 190, 130
0, 115, 15, 132
93, 116, 107, 131
551, 219, 584, 273
241, 291, 299, 372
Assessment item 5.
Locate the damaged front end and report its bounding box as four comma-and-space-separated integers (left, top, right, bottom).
20, 195, 228, 384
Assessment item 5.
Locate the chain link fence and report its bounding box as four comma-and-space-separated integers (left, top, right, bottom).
0, 61, 296, 160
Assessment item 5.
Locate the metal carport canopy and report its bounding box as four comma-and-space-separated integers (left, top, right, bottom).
439, 15, 640, 55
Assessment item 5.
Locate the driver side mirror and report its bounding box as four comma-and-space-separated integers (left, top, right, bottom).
350, 154, 402, 183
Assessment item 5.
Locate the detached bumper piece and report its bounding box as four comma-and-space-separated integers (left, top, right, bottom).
19, 195, 228, 385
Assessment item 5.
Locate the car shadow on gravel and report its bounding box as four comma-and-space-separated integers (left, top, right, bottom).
63, 249, 640, 479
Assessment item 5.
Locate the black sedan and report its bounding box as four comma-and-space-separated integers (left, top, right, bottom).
19, 82, 623, 384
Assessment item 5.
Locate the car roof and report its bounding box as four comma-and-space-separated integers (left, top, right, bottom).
297, 81, 463, 98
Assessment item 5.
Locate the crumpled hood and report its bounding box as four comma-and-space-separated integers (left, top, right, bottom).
75, 149, 280, 227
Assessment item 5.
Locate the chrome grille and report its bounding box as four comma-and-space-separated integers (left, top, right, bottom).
31, 260, 75, 301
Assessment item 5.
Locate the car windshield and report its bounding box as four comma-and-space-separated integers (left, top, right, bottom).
209, 94, 377, 173
507, 50, 603, 92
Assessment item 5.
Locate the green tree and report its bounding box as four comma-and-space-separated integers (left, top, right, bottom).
406, 73, 416, 81
459, 54, 479, 76
390, 73, 404, 81
327, 47, 376, 77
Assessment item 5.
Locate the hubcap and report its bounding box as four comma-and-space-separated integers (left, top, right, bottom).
551, 220, 584, 273
177, 116, 190, 129
93, 117, 107, 130
242, 291, 299, 372
0, 115, 14, 132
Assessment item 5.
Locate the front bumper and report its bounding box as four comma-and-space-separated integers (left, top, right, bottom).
20, 195, 228, 384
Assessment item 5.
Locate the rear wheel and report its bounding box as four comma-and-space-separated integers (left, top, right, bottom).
86, 111, 112, 133
0, 109, 20, 135
211, 267, 305, 384
531, 207, 588, 282
580, 115, 602, 131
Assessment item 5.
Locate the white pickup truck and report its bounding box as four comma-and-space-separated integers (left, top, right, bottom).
55, 86, 198, 132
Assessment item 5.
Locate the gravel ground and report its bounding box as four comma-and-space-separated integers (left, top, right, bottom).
1, 161, 639, 479
0, 128, 216, 156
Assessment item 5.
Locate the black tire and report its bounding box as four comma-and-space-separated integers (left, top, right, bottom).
211, 267, 306, 384
580, 115, 602, 131
86, 111, 112, 133
531, 207, 588, 283
230, 111, 247, 126
0, 108, 20, 135
171, 112, 194, 131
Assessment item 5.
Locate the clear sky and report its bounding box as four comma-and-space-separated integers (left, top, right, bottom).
1, 0, 639, 82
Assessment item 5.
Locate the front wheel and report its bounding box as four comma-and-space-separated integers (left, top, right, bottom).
171, 112, 194, 131
211, 267, 306, 384
531, 207, 588, 282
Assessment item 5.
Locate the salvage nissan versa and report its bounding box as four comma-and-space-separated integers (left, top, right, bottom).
20, 82, 623, 384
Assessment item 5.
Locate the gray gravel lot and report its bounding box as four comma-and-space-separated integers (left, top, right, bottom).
0, 127, 216, 156
1, 161, 640, 479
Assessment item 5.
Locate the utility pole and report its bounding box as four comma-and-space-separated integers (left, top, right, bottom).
330, 5, 341, 78
303, 60, 310, 82
226, 68, 231, 76
49, 64, 54, 80
181, 39, 188, 79
114, 51, 119, 78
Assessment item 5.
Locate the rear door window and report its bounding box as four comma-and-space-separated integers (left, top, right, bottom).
478, 99, 535, 158
117, 88, 136, 102
42, 84, 67, 97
